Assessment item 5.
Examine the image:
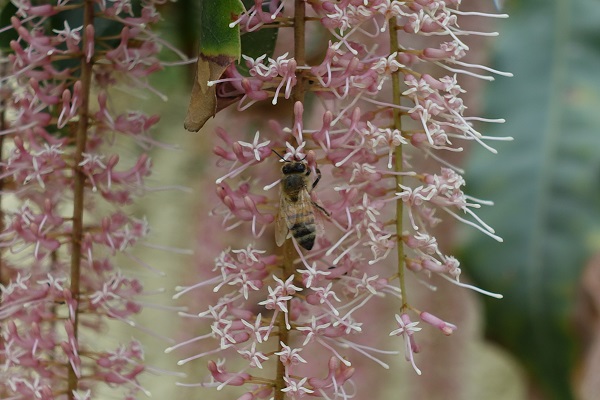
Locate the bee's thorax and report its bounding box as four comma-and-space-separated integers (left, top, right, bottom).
281, 174, 308, 202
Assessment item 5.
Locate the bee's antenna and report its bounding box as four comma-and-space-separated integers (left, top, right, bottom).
272, 149, 288, 161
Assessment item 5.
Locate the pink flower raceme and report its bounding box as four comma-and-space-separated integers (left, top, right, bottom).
175, 0, 510, 398
0, 1, 185, 398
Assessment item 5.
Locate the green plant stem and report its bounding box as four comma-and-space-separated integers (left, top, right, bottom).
67, 1, 94, 397
389, 20, 407, 311
274, 1, 306, 399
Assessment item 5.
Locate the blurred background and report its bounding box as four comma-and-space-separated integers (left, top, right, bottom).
89, 0, 600, 399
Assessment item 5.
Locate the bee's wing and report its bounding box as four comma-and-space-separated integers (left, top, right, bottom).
275, 189, 315, 247
310, 190, 330, 237
275, 195, 289, 247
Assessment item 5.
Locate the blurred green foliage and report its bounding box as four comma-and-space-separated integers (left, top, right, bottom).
462, 0, 600, 398
0, 2, 17, 48
0, 1, 143, 51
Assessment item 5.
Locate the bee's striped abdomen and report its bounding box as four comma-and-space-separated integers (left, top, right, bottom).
291, 219, 316, 250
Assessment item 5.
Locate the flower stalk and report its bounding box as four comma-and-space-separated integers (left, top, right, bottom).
276, 2, 306, 397
0, 64, 5, 289
275, 239, 297, 399
389, 15, 408, 312
67, 1, 94, 396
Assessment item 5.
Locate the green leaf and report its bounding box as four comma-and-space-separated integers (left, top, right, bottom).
460, 0, 600, 398
176, 0, 278, 76
0, 1, 145, 53
184, 0, 246, 132
236, 0, 279, 75
170, 0, 201, 59
197, 0, 245, 59
51, 1, 143, 45
0, 2, 18, 50
47, 1, 143, 74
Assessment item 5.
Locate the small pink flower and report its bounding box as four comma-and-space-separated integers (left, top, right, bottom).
390, 313, 422, 375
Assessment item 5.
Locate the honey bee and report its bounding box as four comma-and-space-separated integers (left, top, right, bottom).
275, 154, 324, 251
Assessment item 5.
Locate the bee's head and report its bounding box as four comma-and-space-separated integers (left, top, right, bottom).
273, 149, 309, 175
282, 161, 308, 175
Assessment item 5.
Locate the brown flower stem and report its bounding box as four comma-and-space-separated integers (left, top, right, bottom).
274, 1, 306, 398
0, 64, 6, 289
0, 63, 6, 396
67, 1, 94, 397
274, 239, 294, 399
292, 0, 306, 104
389, 20, 407, 310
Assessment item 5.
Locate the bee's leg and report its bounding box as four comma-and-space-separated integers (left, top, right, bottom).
311, 169, 329, 217
312, 201, 331, 217
311, 168, 322, 190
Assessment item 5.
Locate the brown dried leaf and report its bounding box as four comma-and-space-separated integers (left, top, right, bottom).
183, 55, 232, 132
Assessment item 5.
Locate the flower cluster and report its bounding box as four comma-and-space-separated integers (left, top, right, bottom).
175, 0, 510, 398
0, 1, 177, 398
